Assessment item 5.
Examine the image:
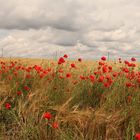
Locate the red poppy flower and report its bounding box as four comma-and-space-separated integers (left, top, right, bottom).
124, 60, 129, 65
71, 63, 76, 68
47, 68, 51, 72
137, 78, 140, 83
58, 69, 63, 73
135, 133, 140, 140
59, 75, 64, 79
26, 74, 31, 79
80, 75, 86, 80
73, 80, 78, 85
127, 96, 132, 103
5, 103, 11, 109
8, 76, 12, 80
58, 57, 65, 64
131, 57, 136, 62
52, 122, 59, 129
99, 61, 105, 66
113, 72, 118, 77
123, 68, 129, 73
40, 73, 45, 78
108, 66, 112, 71
43, 112, 52, 120
17, 91, 22, 95
126, 82, 132, 87
132, 63, 136, 67
63, 54, 68, 58
102, 66, 108, 73
101, 56, 106, 61
104, 82, 110, 88
14, 71, 18, 76
66, 73, 71, 78
78, 58, 82, 62
105, 74, 111, 80
89, 75, 95, 82
24, 86, 30, 91
98, 76, 104, 82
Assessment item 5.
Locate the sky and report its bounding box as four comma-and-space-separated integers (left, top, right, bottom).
0, 0, 140, 60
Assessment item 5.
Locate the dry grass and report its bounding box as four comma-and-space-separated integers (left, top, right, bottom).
0, 57, 140, 140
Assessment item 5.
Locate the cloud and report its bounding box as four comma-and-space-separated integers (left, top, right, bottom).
0, 0, 140, 59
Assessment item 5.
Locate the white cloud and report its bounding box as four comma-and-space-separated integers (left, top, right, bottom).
0, 0, 140, 59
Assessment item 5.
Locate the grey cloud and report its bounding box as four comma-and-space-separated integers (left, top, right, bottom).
53, 42, 75, 47
0, 0, 140, 59
0, 0, 81, 31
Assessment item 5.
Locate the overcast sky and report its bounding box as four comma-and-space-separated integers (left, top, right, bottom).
0, 0, 140, 60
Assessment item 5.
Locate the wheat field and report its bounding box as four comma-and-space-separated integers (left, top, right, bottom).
0, 55, 140, 140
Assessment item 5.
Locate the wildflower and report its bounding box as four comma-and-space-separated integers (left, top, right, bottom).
40, 73, 45, 79
105, 74, 111, 80
58, 57, 65, 64
80, 75, 86, 80
102, 66, 108, 73
8, 76, 12, 80
108, 66, 112, 71
26, 74, 31, 79
113, 72, 118, 77
52, 122, 58, 129
89, 75, 95, 82
73, 80, 78, 85
78, 58, 82, 62
104, 82, 110, 88
123, 68, 129, 73
16, 66, 21, 70
127, 96, 132, 103
97, 66, 101, 70
17, 91, 22, 95
131, 57, 136, 62
132, 63, 136, 67
47, 68, 51, 72
99, 61, 104, 66
126, 82, 132, 87
124, 60, 129, 65
5, 103, 11, 109
94, 71, 101, 75
101, 56, 106, 61
43, 112, 52, 120
98, 75, 104, 82
22, 67, 25, 70
135, 133, 140, 140
63, 54, 68, 58
24, 85, 30, 91
59, 75, 64, 79
43, 70, 48, 74
26, 68, 31, 72
58, 69, 63, 73
137, 78, 140, 84
13, 71, 18, 76
108, 79, 113, 85
71, 63, 76, 68
66, 73, 71, 78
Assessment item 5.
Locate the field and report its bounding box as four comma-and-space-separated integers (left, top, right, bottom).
0, 55, 140, 140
